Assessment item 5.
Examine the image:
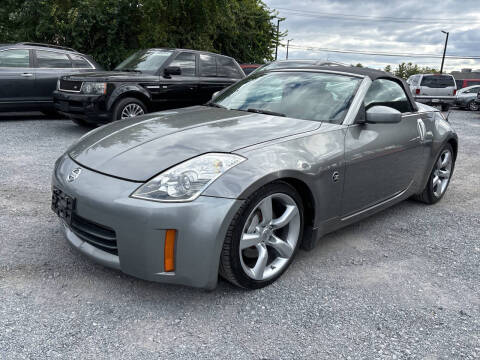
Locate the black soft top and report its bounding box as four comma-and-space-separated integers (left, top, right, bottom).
276, 65, 419, 112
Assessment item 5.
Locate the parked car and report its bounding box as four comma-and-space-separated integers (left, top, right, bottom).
52, 65, 457, 289
407, 73, 456, 111
250, 60, 347, 76
240, 64, 262, 75
53, 48, 245, 126
455, 85, 480, 111
0, 43, 101, 115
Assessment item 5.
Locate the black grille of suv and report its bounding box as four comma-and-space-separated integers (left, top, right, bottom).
70, 214, 118, 255
59, 79, 83, 92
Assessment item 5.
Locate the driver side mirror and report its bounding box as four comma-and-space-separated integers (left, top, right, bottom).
365, 105, 402, 124
212, 91, 220, 100
164, 66, 181, 77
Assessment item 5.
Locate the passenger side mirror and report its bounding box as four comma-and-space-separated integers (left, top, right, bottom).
212, 91, 220, 100
365, 105, 402, 124
164, 66, 181, 77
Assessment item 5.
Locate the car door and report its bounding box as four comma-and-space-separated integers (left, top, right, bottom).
342, 79, 425, 216
0, 48, 36, 106
197, 54, 235, 103
152, 51, 199, 109
33, 50, 76, 102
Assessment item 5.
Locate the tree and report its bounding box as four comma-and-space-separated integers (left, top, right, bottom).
0, 0, 279, 69
390, 62, 438, 79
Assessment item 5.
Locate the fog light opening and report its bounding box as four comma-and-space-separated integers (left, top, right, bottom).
164, 229, 176, 272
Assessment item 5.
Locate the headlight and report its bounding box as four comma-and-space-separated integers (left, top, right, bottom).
81, 82, 107, 95
131, 153, 246, 202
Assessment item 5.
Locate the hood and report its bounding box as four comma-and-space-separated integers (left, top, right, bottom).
69, 106, 321, 181
63, 71, 157, 82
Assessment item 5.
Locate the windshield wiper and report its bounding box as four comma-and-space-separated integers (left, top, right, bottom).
247, 108, 285, 117
206, 102, 228, 109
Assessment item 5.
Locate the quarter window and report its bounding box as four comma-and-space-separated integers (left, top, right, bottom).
0, 49, 30, 68
70, 54, 92, 69
199, 54, 217, 77
217, 56, 242, 78
168, 52, 196, 76
364, 79, 412, 113
36, 50, 72, 68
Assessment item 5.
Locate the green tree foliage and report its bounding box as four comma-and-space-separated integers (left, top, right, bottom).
0, 0, 278, 69
386, 62, 438, 79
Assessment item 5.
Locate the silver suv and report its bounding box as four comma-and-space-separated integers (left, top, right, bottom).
407, 73, 456, 111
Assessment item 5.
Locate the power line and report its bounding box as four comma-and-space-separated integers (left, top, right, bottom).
286, 44, 480, 60
275, 7, 480, 25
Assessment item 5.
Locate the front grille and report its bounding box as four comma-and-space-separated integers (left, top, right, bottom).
59, 79, 83, 93
70, 214, 118, 255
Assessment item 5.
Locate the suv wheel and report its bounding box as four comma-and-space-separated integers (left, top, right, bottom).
113, 97, 147, 121
468, 100, 479, 111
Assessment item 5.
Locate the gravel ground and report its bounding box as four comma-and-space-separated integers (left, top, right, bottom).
0, 110, 479, 359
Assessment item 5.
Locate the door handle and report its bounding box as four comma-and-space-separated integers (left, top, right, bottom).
417, 119, 426, 141
21, 73, 33, 77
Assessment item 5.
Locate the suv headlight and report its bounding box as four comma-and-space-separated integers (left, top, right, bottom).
131, 153, 246, 202
81, 82, 107, 95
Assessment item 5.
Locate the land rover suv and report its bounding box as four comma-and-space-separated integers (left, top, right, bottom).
53, 48, 245, 126
407, 73, 457, 111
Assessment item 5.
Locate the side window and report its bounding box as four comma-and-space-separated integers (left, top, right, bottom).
199, 54, 217, 77
36, 50, 72, 68
70, 54, 93, 69
168, 52, 196, 76
364, 79, 412, 113
216, 56, 242, 78
0, 49, 30, 67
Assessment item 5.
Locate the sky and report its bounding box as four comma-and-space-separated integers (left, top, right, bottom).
263, 0, 480, 72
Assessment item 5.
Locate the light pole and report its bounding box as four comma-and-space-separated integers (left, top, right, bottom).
440, 30, 449, 74
286, 39, 293, 60
274, 18, 284, 60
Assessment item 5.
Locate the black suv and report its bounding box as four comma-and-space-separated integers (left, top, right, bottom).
53, 48, 245, 125
0, 43, 101, 115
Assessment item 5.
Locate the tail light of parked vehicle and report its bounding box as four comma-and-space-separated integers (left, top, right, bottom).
453, 89, 456, 96
415, 88, 420, 95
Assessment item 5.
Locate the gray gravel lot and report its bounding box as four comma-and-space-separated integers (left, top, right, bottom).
0, 110, 479, 359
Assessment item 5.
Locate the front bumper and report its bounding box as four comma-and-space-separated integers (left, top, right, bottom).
53, 91, 111, 124
414, 96, 455, 106
52, 154, 243, 289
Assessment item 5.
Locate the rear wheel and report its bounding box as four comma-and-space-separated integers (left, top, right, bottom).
468, 100, 479, 111
441, 104, 450, 112
112, 97, 147, 121
414, 144, 454, 204
220, 182, 304, 289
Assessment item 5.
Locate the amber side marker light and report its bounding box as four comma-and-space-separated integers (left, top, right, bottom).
164, 229, 176, 272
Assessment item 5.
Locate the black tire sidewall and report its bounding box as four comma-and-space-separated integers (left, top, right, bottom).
226, 182, 304, 289
113, 97, 147, 121
426, 143, 454, 204
468, 100, 478, 111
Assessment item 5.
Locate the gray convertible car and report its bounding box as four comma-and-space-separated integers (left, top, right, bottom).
52, 66, 457, 289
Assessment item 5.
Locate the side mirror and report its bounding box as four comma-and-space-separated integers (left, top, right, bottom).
212, 91, 219, 100
164, 66, 181, 77
365, 105, 402, 124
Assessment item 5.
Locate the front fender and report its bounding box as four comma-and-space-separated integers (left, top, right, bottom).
107, 85, 151, 111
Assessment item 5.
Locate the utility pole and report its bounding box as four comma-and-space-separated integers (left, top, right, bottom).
440, 30, 449, 74
286, 39, 293, 60
274, 18, 284, 60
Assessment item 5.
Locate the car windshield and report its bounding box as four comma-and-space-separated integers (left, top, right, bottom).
212, 71, 361, 123
420, 75, 455, 88
115, 50, 173, 73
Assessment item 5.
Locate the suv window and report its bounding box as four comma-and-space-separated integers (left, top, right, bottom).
217, 56, 242, 78
364, 79, 412, 113
0, 49, 30, 67
36, 50, 72, 68
70, 54, 92, 69
199, 54, 216, 77
168, 52, 196, 76
420, 75, 455, 88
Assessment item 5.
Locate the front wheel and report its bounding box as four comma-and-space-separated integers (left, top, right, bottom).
220, 182, 304, 289
468, 100, 479, 111
112, 97, 147, 121
441, 104, 450, 112
414, 144, 455, 204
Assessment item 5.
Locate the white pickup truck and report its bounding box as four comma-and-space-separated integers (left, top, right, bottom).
407, 73, 457, 111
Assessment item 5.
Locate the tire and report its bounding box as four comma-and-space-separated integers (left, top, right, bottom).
220, 181, 304, 289
468, 100, 479, 111
413, 143, 455, 204
441, 104, 450, 112
112, 97, 147, 121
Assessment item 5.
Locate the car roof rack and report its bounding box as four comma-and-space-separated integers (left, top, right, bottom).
17, 42, 77, 52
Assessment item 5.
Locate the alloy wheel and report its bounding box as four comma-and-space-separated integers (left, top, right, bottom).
239, 193, 301, 281
468, 101, 479, 111
432, 149, 452, 198
121, 103, 144, 119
